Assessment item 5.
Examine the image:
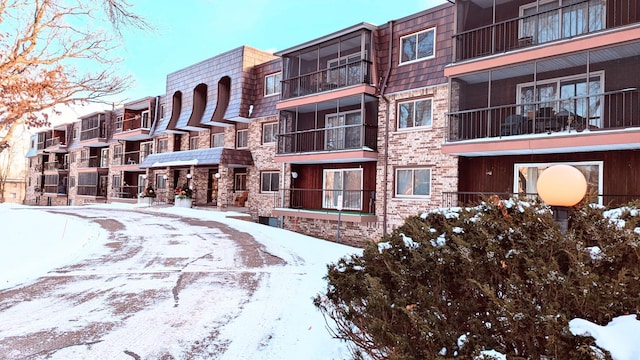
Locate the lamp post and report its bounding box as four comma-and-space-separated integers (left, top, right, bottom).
536, 164, 587, 233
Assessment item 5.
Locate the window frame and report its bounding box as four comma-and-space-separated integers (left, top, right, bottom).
236, 129, 248, 149
322, 168, 363, 210
260, 171, 280, 193
397, 98, 433, 130
262, 123, 278, 144
395, 167, 432, 198
264, 72, 282, 97
516, 71, 604, 127
399, 27, 436, 65
212, 132, 224, 147
513, 161, 603, 204
156, 174, 167, 190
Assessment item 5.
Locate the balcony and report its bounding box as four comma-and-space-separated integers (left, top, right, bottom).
446, 88, 640, 143
44, 161, 68, 171
273, 188, 377, 223
113, 114, 152, 141
453, 0, 636, 62
111, 150, 151, 167
78, 156, 103, 168
44, 136, 67, 152
281, 59, 372, 100
277, 124, 377, 154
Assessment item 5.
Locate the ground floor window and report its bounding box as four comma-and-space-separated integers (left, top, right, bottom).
395, 168, 431, 197
322, 168, 362, 210
261, 171, 279, 193
514, 161, 602, 204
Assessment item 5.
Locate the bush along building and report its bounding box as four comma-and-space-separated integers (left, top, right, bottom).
24, 1, 640, 246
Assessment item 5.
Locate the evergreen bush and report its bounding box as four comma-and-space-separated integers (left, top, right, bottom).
314, 197, 640, 359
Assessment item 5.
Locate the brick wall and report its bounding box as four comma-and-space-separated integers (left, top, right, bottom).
376, 83, 458, 235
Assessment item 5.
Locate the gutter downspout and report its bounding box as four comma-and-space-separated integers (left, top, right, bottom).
379, 20, 394, 237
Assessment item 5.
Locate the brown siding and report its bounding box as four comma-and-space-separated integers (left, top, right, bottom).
252, 58, 282, 119
458, 150, 640, 205
376, 3, 454, 94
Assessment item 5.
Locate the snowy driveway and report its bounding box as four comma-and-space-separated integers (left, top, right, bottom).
0, 206, 356, 359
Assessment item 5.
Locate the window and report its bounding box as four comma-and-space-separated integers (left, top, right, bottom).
112, 175, 121, 189
189, 136, 198, 150
234, 172, 247, 191
400, 28, 436, 64
327, 53, 363, 87
514, 161, 602, 204
140, 142, 153, 162
236, 129, 248, 148
72, 126, 78, 140
261, 172, 279, 192
517, 72, 603, 128
396, 168, 431, 197
157, 139, 168, 153
160, 105, 165, 119
265, 72, 282, 96
115, 116, 123, 130
212, 133, 224, 147
323, 168, 363, 210
520, 0, 604, 44
141, 110, 150, 128
325, 111, 362, 150
262, 123, 277, 144
100, 148, 109, 168
398, 98, 433, 129
156, 174, 167, 189
113, 144, 123, 160
69, 176, 76, 188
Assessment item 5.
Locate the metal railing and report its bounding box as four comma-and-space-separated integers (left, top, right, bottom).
77, 156, 103, 168
454, 0, 614, 61
115, 115, 151, 133
111, 150, 150, 166
45, 137, 65, 148
281, 59, 371, 100
276, 188, 376, 214
44, 161, 68, 171
77, 185, 107, 197
277, 124, 377, 154
80, 125, 106, 141
447, 88, 640, 142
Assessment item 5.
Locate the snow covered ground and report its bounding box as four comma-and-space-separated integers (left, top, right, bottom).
0, 202, 638, 359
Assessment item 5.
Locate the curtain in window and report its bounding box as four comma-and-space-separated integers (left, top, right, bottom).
323, 169, 362, 210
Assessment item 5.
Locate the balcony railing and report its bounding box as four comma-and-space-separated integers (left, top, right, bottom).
111, 150, 149, 166
280, 59, 371, 100
45, 137, 65, 148
277, 124, 377, 154
115, 116, 151, 133
112, 185, 143, 199
276, 188, 376, 214
78, 156, 102, 168
80, 126, 106, 141
77, 185, 107, 197
447, 88, 640, 142
454, 0, 615, 62
45, 161, 68, 171
43, 184, 67, 195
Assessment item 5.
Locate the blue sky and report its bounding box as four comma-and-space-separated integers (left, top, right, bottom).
112, 0, 448, 103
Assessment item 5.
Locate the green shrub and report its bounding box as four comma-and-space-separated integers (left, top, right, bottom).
314, 197, 640, 359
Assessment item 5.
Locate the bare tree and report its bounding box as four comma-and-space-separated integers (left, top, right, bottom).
0, 0, 148, 151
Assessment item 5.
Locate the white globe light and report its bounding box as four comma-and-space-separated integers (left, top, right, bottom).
536, 164, 587, 207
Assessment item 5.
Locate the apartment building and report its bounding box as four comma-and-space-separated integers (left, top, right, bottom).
271, 4, 457, 245
444, 0, 640, 206
27, 1, 640, 246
